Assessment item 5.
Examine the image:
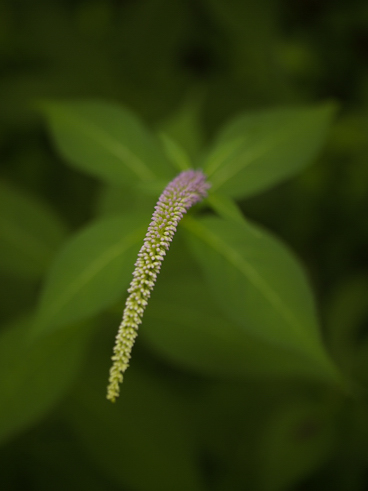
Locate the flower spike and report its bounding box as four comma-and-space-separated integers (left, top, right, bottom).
107, 170, 210, 402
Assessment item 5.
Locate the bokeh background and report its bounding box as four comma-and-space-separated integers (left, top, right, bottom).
1, 1, 368, 490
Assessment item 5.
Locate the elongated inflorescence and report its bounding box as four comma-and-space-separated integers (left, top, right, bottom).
107, 170, 210, 402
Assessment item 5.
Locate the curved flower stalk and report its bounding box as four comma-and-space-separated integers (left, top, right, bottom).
107, 170, 210, 402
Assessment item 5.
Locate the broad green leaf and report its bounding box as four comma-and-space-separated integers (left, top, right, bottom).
184, 216, 341, 385
40, 101, 176, 186
258, 398, 338, 491
68, 362, 206, 491
0, 180, 67, 278
203, 104, 336, 198
34, 214, 148, 335
0, 316, 89, 446
142, 274, 341, 382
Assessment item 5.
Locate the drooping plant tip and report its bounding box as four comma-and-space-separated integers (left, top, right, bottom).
107, 170, 210, 402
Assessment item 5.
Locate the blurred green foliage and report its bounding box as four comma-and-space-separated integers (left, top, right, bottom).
1, 1, 368, 490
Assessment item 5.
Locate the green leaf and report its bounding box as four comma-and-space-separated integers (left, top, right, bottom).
94, 183, 156, 217
34, 214, 148, 335
203, 103, 337, 198
206, 193, 246, 224
0, 316, 89, 446
68, 362, 206, 491
158, 133, 192, 172
0, 180, 67, 278
142, 273, 341, 382
40, 101, 176, 186
183, 216, 341, 385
